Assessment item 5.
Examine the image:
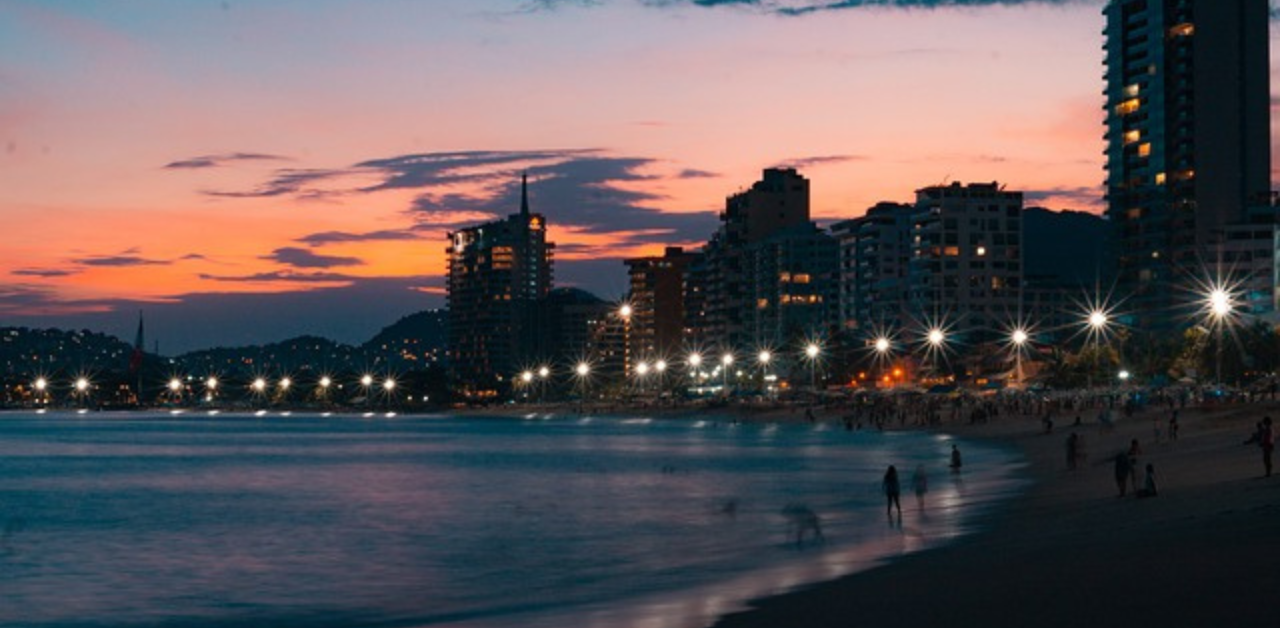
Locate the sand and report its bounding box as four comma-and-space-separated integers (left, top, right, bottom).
708, 400, 1280, 628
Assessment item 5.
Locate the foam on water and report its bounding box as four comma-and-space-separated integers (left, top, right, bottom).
0, 411, 1026, 628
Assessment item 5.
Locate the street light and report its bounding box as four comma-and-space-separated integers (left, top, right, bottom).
72, 376, 90, 408
360, 374, 375, 408
721, 353, 734, 395
1202, 284, 1238, 386
804, 343, 821, 391
1010, 327, 1030, 386
537, 366, 550, 403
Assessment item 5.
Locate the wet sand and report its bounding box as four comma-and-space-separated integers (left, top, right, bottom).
709, 401, 1280, 628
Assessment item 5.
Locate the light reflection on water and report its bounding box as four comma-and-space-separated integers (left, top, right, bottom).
0, 412, 1025, 628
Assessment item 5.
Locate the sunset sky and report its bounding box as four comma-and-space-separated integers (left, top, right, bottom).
1, 0, 1276, 352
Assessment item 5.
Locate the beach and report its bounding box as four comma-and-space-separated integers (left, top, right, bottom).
710, 399, 1280, 628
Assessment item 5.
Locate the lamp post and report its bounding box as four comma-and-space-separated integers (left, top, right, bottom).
758, 350, 772, 396
575, 362, 591, 408
168, 377, 183, 404
1086, 309, 1108, 390
318, 376, 332, 407
361, 374, 374, 409
74, 376, 90, 408
1011, 327, 1029, 386
688, 352, 703, 394
721, 353, 734, 396
538, 365, 550, 403
1206, 287, 1234, 387
873, 336, 891, 386
804, 343, 820, 392
205, 376, 219, 404
925, 328, 946, 378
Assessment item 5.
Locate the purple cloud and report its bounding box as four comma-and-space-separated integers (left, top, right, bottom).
12, 268, 78, 278
262, 247, 364, 269
164, 152, 289, 170
74, 255, 170, 267
294, 229, 423, 246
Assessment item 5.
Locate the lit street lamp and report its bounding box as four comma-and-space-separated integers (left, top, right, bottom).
721, 353, 734, 395
1010, 327, 1030, 386
804, 342, 821, 391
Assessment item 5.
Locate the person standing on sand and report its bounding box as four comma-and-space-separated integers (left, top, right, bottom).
912, 464, 928, 510
883, 465, 902, 521
949, 444, 962, 473
1127, 439, 1143, 493
1136, 463, 1158, 498
1260, 416, 1274, 478
1113, 452, 1132, 497
1066, 432, 1079, 470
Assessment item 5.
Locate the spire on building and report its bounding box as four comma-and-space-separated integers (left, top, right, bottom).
129, 311, 145, 373
520, 171, 530, 218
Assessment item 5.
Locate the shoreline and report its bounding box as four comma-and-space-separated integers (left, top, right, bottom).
706, 400, 1280, 628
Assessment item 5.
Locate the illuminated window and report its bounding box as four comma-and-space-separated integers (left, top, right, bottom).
1123, 130, 1141, 145
1137, 143, 1151, 158
757, 298, 770, 309
944, 246, 960, 257
1126, 208, 1143, 220
793, 273, 811, 284
1124, 84, 1140, 98
1115, 98, 1141, 116
976, 246, 987, 257
779, 272, 792, 283
1155, 172, 1166, 185
1169, 23, 1194, 38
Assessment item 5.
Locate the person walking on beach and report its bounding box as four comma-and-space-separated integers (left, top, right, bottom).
1066, 432, 1079, 470
949, 444, 962, 473
912, 464, 928, 510
1127, 439, 1143, 493
1260, 416, 1274, 478
1113, 452, 1132, 497
1136, 463, 1158, 498
883, 465, 902, 521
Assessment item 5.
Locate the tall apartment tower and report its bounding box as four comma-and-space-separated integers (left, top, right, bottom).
446, 174, 554, 397
832, 202, 916, 334
1104, 0, 1272, 329
693, 168, 836, 353
624, 247, 698, 363
697, 168, 812, 350
909, 182, 1024, 344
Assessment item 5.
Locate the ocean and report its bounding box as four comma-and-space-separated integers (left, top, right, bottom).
0, 411, 1026, 628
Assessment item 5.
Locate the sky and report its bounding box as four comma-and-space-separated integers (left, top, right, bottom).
1, 0, 1276, 353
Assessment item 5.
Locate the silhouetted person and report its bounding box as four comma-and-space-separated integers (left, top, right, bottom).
1114, 452, 1132, 497
1127, 438, 1142, 492
949, 444, 962, 473
1066, 432, 1079, 470
883, 465, 902, 521
1136, 463, 1158, 498
1168, 412, 1179, 441
912, 464, 929, 510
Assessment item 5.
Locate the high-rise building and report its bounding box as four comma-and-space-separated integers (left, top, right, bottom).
446, 174, 554, 397
624, 247, 699, 364
909, 182, 1024, 344
832, 202, 916, 334
1103, 0, 1273, 329
691, 168, 836, 354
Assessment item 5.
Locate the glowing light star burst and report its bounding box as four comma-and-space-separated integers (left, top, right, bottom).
1195, 278, 1242, 330
1071, 287, 1125, 348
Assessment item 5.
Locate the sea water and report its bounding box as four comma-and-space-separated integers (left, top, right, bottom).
0, 411, 1026, 628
